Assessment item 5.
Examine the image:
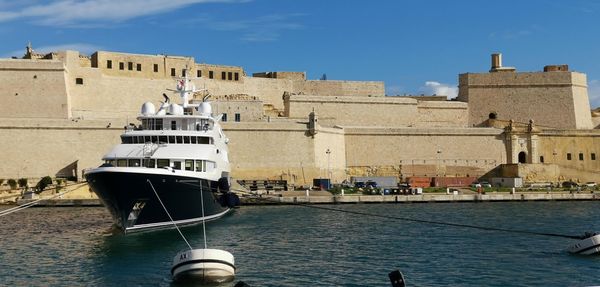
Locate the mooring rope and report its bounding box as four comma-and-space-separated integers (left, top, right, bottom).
147, 179, 193, 251
200, 181, 208, 249
229, 188, 582, 240
0, 182, 85, 217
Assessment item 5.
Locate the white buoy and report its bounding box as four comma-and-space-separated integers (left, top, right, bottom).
568, 232, 600, 255
172, 248, 235, 283
148, 178, 237, 284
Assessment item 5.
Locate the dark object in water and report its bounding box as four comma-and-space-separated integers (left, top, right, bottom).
389, 269, 406, 287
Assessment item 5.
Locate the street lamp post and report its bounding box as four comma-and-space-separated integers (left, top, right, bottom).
326, 149, 332, 184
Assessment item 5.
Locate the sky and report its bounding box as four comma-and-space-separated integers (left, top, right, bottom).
1, 0, 600, 107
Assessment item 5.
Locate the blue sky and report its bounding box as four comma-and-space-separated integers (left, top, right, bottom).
1, 0, 600, 107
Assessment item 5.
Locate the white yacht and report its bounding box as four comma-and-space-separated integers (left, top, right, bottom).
85, 72, 239, 232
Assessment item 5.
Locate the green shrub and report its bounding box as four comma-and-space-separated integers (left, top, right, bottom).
35, 176, 53, 194
7, 179, 17, 190
18, 178, 28, 188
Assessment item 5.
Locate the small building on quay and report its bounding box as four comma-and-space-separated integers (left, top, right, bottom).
1, 45, 599, 188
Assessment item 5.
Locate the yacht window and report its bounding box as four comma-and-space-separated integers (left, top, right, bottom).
155, 119, 163, 130
144, 136, 151, 143
171, 121, 177, 130
195, 160, 205, 172
184, 136, 190, 144
138, 136, 144, 143
159, 136, 167, 143
196, 124, 200, 131
176, 136, 183, 144
198, 137, 209, 144
143, 158, 156, 168
191, 136, 197, 144
173, 161, 182, 170
157, 159, 169, 168
168, 136, 175, 144
117, 159, 127, 167
142, 119, 148, 129
151, 136, 158, 143
122, 136, 132, 144
132, 136, 138, 144
185, 160, 193, 171
107, 159, 116, 166
128, 159, 141, 167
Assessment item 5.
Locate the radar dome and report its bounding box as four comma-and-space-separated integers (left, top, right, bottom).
168, 103, 184, 115
141, 102, 156, 115
199, 102, 212, 116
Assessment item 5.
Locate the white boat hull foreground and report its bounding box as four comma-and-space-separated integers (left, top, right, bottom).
568, 233, 600, 255
172, 248, 235, 283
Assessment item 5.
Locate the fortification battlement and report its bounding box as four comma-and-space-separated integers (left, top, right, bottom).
459, 71, 587, 87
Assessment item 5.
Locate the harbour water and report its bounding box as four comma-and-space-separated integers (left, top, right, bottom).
1, 201, 599, 286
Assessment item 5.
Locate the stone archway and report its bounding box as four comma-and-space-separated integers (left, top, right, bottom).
518, 151, 527, 163
489, 112, 497, 119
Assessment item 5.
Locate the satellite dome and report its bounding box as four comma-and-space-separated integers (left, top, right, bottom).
199, 102, 212, 116
168, 103, 184, 115
141, 102, 156, 115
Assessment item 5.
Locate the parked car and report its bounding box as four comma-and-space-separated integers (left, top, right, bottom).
585, 182, 597, 187
480, 181, 492, 188
562, 181, 578, 188
471, 182, 481, 188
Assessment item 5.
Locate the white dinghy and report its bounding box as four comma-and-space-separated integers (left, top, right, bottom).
172, 248, 235, 283
568, 232, 600, 255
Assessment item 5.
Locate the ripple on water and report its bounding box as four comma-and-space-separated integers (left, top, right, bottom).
2, 202, 600, 286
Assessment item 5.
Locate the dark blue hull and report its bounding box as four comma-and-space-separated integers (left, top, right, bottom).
85, 169, 232, 232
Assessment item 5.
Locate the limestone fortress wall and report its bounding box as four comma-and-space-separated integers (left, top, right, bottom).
1, 47, 600, 185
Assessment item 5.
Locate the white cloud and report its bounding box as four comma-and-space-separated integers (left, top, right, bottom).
0, 0, 243, 27
420, 81, 458, 99
1, 43, 103, 58
589, 79, 600, 109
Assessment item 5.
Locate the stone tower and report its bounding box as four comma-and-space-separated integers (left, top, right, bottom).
457, 53, 593, 129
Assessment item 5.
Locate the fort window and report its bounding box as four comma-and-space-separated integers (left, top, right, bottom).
153, 64, 159, 73
119, 62, 124, 70
222, 71, 226, 80
540, 156, 544, 163
128, 62, 133, 70
489, 112, 497, 119
235, 113, 241, 122
75, 78, 84, 85
182, 69, 186, 77
592, 153, 596, 160
137, 63, 142, 71
579, 153, 584, 161
209, 71, 214, 79
197, 70, 202, 77
234, 72, 239, 81
222, 113, 228, 122
107, 60, 112, 69
567, 153, 572, 160
228, 72, 233, 81
171, 68, 176, 77
518, 152, 527, 163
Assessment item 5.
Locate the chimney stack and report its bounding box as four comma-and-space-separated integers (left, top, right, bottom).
491, 53, 502, 71
489, 53, 515, 72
